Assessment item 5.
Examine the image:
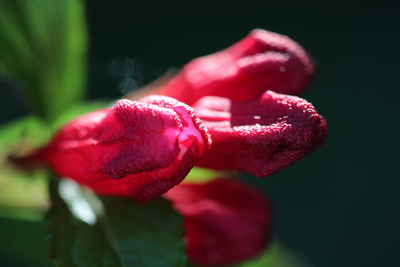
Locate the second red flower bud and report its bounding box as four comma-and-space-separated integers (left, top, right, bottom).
156, 29, 315, 104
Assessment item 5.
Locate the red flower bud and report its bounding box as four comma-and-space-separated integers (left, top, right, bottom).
193, 90, 327, 177
40, 96, 210, 202
156, 29, 315, 105
164, 178, 271, 266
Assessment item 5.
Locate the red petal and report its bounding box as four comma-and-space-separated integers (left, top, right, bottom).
194, 91, 327, 177
164, 178, 271, 266
41, 96, 210, 202
156, 29, 315, 104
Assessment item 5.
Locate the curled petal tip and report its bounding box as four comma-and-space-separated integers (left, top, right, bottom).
194, 90, 328, 177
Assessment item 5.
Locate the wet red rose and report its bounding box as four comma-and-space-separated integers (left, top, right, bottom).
37, 96, 210, 202
193, 90, 327, 177
155, 29, 315, 105
164, 178, 271, 266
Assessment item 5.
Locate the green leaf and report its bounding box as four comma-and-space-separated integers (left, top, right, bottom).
0, 166, 48, 220
0, 217, 54, 267
0, 116, 50, 158
47, 179, 187, 267
184, 167, 227, 183
0, 0, 87, 122
237, 242, 311, 267
0, 117, 49, 219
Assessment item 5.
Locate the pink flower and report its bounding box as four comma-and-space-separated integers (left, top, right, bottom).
164, 178, 271, 266
155, 29, 315, 105
193, 90, 327, 177
38, 96, 210, 202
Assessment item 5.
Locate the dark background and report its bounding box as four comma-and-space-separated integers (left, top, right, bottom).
1, 1, 399, 266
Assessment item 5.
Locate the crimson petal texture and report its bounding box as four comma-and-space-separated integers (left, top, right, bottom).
164, 178, 271, 266
193, 90, 327, 177
155, 29, 315, 105
39, 96, 210, 202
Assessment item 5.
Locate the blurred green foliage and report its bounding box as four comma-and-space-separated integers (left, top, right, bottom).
0, 117, 49, 221
238, 243, 310, 267
0, 0, 87, 123
0, 116, 49, 158
0, 217, 53, 267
